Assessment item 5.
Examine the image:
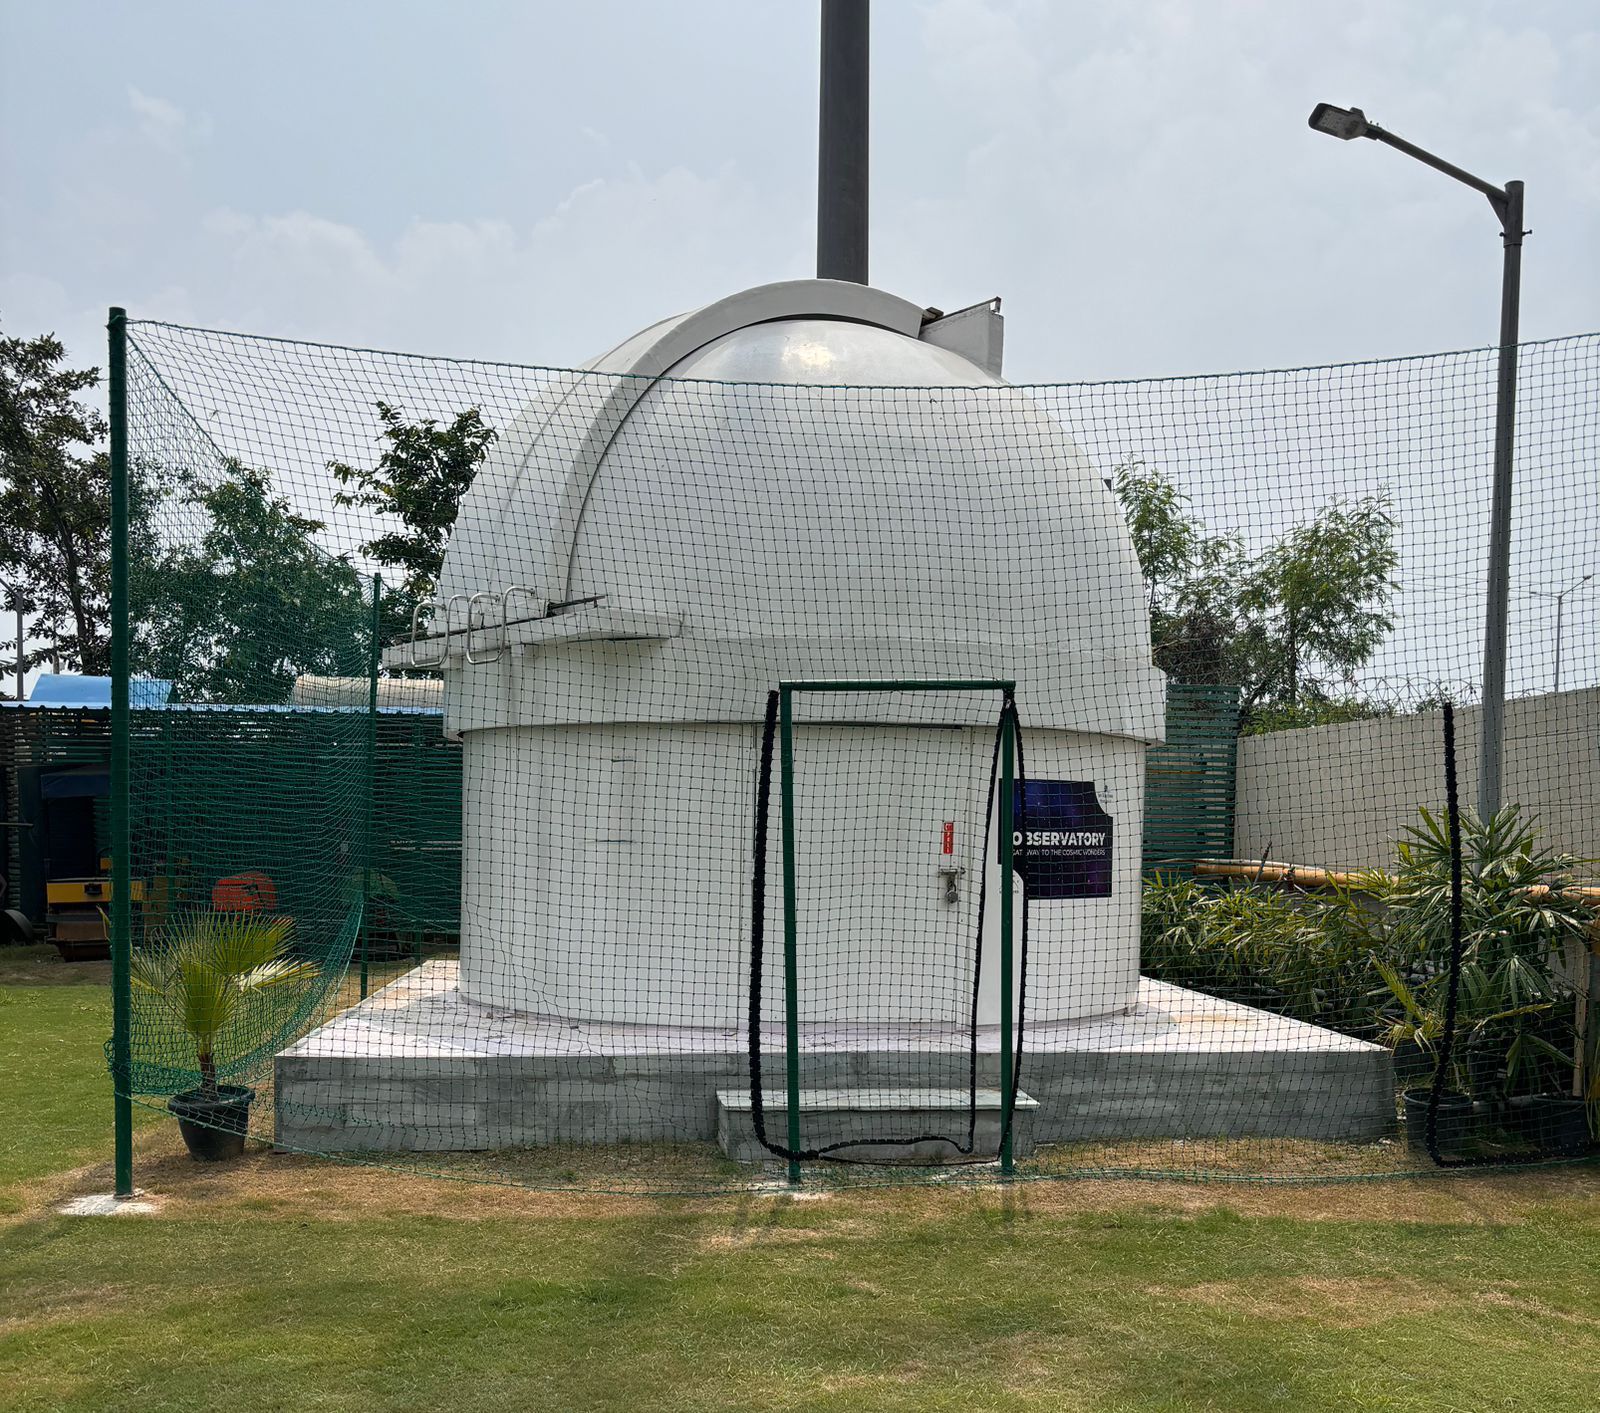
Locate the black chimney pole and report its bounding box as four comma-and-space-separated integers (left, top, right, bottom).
817, 0, 869, 283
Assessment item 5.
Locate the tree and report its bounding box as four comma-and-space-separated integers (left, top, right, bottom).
1238, 497, 1398, 708
0, 325, 110, 674
1114, 460, 1398, 720
133, 461, 369, 703
328, 401, 497, 635
1114, 459, 1246, 686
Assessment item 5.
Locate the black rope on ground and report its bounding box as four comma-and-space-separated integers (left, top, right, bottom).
960, 703, 1006, 1156
1003, 690, 1030, 1159
749, 690, 1021, 1165
1426, 702, 1560, 1169
748, 690, 779, 1157
1424, 702, 1467, 1165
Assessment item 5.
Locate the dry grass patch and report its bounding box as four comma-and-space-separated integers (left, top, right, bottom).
12, 1117, 1600, 1233
0, 1282, 141, 1340
1152, 1273, 1445, 1328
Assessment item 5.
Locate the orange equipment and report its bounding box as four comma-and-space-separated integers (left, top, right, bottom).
211, 870, 278, 913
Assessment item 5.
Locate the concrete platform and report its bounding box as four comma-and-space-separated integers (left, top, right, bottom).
715, 1087, 1038, 1163
274, 960, 1392, 1153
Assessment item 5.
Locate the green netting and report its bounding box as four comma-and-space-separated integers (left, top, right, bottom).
367, 713, 462, 940
108, 311, 1600, 1193
3, 707, 460, 956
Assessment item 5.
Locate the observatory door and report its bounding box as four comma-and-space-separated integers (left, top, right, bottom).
752, 710, 1011, 1163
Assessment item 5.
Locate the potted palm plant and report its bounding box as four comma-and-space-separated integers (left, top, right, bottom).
1371, 958, 1477, 1156
131, 911, 318, 1161
1373, 805, 1594, 1159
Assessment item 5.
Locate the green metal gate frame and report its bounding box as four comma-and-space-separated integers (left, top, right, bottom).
776, 678, 1019, 1186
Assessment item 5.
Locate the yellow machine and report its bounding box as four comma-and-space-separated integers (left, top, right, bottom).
46, 874, 145, 962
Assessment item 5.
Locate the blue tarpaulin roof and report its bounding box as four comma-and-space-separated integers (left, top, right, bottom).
15, 674, 172, 708
0, 673, 437, 716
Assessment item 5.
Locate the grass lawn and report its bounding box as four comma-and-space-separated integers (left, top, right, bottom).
0, 947, 160, 1207
4, 944, 1600, 1411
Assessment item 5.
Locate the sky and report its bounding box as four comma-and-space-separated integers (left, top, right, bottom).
2, 0, 1598, 696
4, 0, 1597, 384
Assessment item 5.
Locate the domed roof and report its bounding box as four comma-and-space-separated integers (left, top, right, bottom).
645, 315, 1001, 388
437, 281, 1162, 740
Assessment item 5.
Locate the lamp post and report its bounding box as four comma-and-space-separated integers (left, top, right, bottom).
1308, 104, 1526, 823
1530, 571, 1593, 694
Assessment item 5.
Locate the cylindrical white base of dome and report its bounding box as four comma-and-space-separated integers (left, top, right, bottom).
456, 722, 1143, 1028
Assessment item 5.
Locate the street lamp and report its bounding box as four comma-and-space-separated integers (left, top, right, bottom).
7, 584, 23, 702
1530, 571, 1594, 694
1308, 102, 1526, 823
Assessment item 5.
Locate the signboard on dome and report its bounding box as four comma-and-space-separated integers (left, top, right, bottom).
1012, 780, 1113, 898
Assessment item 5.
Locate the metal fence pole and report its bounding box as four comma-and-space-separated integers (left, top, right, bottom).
998, 707, 1016, 1178
108, 306, 134, 1199
360, 575, 382, 1001
779, 685, 802, 1186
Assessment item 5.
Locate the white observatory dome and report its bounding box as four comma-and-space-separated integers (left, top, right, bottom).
421, 280, 1164, 1030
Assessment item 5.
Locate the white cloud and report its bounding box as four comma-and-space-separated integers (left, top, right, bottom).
7, 1, 1598, 383
127, 87, 203, 153
174, 165, 805, 363
880, 0, 1600, 378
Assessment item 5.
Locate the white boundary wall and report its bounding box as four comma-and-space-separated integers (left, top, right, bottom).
1234, 687, 1600, 874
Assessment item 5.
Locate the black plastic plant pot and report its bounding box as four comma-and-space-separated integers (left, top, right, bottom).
1531, 1096, 1593, 1157
1402, 1088, 1476, 1160
1390, 1040, 1435, 1087
169, 1085, 254, 1161
1462, 1041, 1503, 1099
1503, 1094, 1542, 1143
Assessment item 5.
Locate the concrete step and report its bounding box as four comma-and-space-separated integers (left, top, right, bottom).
715, 1086, 1037, 1164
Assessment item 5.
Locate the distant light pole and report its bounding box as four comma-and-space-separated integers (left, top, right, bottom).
1308, 103, 1526, 823
1530, 571, 1593, 694
8, 585, 21, 701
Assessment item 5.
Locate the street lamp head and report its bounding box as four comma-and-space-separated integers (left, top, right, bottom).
1309, 103, 1371, 140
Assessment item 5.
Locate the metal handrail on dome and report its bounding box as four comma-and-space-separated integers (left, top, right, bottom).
500, 584, 546, 633
437, 594, 470, 666
408, 586, 553, 668
465, 592, 505, 665
408, 600, 447, 669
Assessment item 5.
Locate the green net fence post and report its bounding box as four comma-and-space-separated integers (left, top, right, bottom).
999, 704, 1016, 1178
360, 575, 382, 1001
779, 684, 802, 1188
107, 305, 133, 1199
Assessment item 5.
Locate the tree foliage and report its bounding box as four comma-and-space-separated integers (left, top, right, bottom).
0, 324, 110, 674
1114, 459, 1398, 721
133, 461, 369, 703
329, 401, 497, 632
1239, 497, 1398, 707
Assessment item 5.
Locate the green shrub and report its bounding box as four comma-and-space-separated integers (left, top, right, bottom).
1369, 805, 1592, 1100
1142, 805, 1596, 1109
1141, 873, 1386, 1036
